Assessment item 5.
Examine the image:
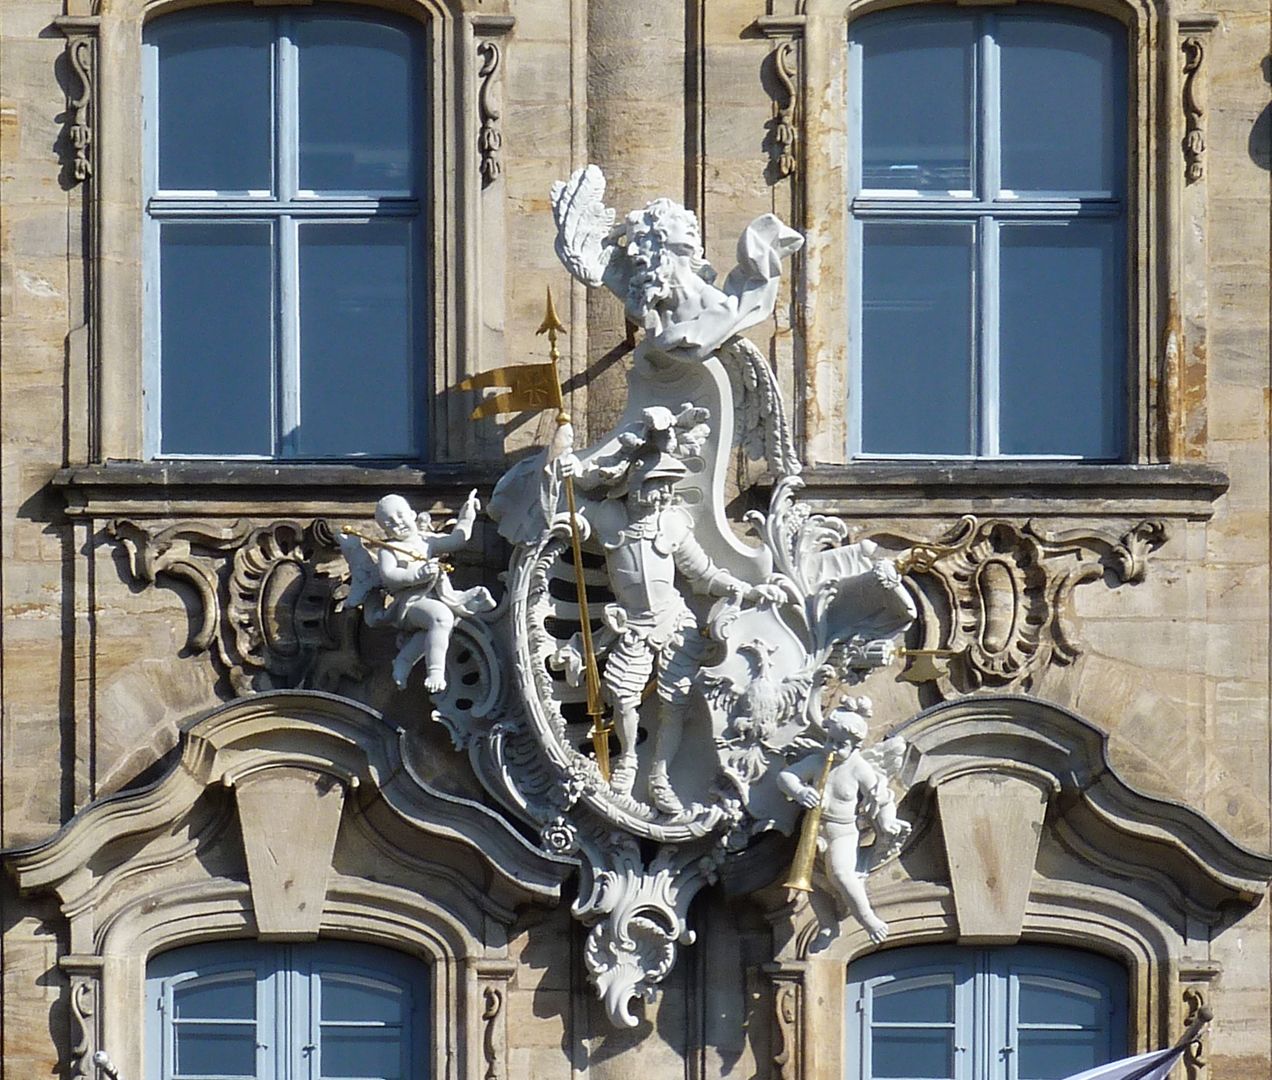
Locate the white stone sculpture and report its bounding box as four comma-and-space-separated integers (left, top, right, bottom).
551, 164, 804, 360
553, 405, 785, 814
778, 692, 911, 946
339, 491, 496, 692
349, 166, 930, 1027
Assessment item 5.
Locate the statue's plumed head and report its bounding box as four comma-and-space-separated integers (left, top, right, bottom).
623, 198, 714, 314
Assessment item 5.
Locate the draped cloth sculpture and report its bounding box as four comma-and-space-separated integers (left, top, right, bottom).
341, 166, 928, 1026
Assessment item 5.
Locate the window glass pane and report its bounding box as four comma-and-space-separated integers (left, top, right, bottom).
296, 221, 417, 457
174, 1024, 257, 1077
174, 977, 255, 1021
855, 13, 974, 191
159, 222, 274, 456
296, 15, 418, 193
998, 220, 1125, 457
320, 1027, 404, 1079
154, 13, 272, 192
321, 975, 405, 1024
999, 10, 1125, 193
860, 223, 974, 455
1017, 1029, 1104, 1079
1018, 977, 1103, 1028
873, 978, 955, 1025
871, 1028, 954, 1079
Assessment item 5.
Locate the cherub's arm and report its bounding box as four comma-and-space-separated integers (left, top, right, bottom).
778, 752, 829, 808
425, 489, 481, 555
376, 547, 428, 591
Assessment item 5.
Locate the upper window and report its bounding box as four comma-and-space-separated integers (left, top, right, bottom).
146, 940, 430, 1080
848, 6, 1128, 460
847, 944, 1128, 1080
142, 7, 428, 460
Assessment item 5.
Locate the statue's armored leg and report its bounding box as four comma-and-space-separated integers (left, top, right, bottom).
602, 633, 654, 797
645, 630, 700, 815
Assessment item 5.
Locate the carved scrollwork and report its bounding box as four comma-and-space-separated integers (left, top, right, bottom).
771, 41, 798, 179
477, 41, 503, 184
59, 957, 103, 1080
772, 978, 801, 1080
108, 518, 363, 695
1182, 38, 1206, 183
480, 984, 505, 1080
1183, 986, 1209, 1080
867, 516, 1168, 696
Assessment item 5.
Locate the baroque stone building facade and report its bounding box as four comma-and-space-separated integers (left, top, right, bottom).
1, 0, 1270, 1077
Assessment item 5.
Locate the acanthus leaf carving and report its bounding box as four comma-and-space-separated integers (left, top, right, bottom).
770, 41, 798, 180
108, 518, 363, 695
1183, 985, 1210, 1080
59, 956, 104, 1080
771, 977, 801, 1080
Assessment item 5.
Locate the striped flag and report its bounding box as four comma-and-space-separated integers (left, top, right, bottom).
1061, 1044, 1187, 1080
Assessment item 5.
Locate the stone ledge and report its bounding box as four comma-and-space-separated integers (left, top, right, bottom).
53, 461, 507, 518
792, 462, 1230, 520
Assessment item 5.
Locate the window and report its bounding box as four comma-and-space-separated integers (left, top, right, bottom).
848, 6, 1128, 460
847, 944, 1128, 1080
146, 941, 430, 1080
142, 7, 427, 460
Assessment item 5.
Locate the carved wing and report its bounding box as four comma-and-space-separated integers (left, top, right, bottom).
550, 164, 618, 288
337, 532, 381, 611
719, 337, 802, 481
860, 735, 908, 785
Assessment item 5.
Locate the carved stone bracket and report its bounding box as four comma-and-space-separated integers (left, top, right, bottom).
59, 955, 104, 1080
757, 15, 805, 182
865, 516, 1168, 696
477, 42, 503, 185
55, 17, 98, 183
769, 972, 802, 1080
108, 518, 363, 695
1182, 38, 1206, 183
1181, 982, 1214, 1080
475, 963, 514, 1080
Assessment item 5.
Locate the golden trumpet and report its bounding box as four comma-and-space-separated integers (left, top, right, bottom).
341, 528, 455, 573
783, 750, 837, 893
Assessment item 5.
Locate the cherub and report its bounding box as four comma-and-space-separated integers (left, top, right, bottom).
778, 695, 911, 945
551, 164, 803, 360
340, 491, 496, 693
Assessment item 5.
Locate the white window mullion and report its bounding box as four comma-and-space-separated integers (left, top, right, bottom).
277, 17, 301, 457
141, 39, 162, 459
978, 15, 1002, 458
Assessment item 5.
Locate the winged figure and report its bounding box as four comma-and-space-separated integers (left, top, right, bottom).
550, 164, 804, 360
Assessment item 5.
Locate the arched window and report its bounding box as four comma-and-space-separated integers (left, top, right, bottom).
847, 5, 1128, 461
847, 944, 1128, 1080
142, 6, 427, 460
145, 941, 431, 1080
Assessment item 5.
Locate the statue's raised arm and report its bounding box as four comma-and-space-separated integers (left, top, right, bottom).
550, 164, 804, 361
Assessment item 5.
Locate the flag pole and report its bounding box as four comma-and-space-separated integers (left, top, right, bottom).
536, 287, 613, 780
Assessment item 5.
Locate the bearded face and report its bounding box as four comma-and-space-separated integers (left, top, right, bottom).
624, 201, 713, 317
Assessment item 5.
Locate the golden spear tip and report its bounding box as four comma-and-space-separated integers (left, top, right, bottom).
536, 285, 567, 337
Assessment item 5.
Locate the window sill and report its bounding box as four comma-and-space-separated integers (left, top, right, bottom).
792, 462, 1229, 520
54, 460, 506, 519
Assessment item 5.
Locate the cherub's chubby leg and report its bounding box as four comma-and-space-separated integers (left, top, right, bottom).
822, 823, 889, 944
391, 598, 455, 692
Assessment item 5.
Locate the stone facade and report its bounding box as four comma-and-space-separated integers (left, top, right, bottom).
1, 0, 1269, 1078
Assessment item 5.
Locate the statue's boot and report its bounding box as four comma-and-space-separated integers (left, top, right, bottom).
610, 754, 638, 797
648, 763, 684, 815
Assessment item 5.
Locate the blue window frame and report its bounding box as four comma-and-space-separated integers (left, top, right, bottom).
142, 6, 428, 461
847, 6, 1128, 461
145, 941, 430, 1080
847, 944, 1128, 1080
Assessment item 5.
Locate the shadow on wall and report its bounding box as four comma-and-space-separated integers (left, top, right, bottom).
1251, 56, 1272, 170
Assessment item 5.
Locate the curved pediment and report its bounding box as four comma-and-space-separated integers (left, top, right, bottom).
5, 691, 571, 926
895, 695, 1272, 926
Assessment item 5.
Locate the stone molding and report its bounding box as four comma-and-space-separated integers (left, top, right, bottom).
5, 692, 567, 1080
755, 695, 1272, 1078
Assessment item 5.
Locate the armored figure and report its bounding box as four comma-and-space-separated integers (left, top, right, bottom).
558, 408, 782, 813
